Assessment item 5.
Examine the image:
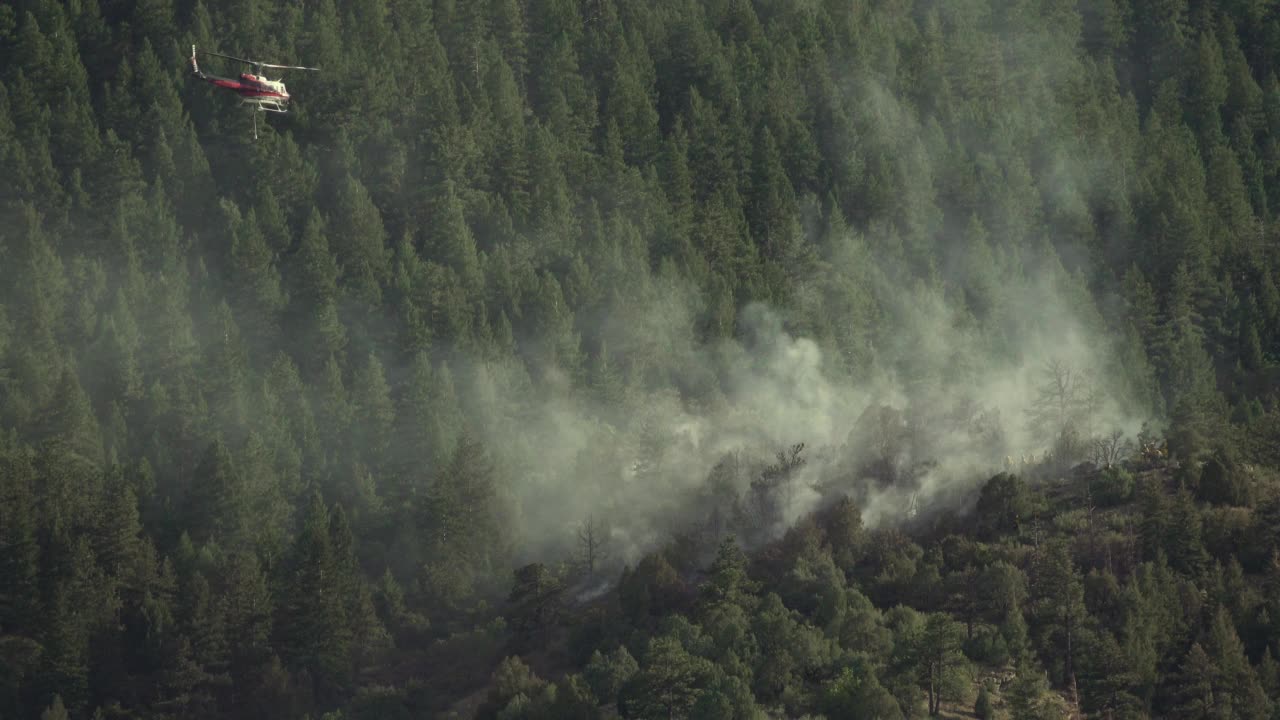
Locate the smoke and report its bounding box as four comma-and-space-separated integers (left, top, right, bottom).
422, 64, 1158, 577
436, 222, 1153, 575
395, 13, 1153, 582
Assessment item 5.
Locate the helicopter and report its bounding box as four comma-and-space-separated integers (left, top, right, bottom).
189, 44, 319, 139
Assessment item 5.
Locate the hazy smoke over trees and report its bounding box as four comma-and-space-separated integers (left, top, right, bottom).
360, 61, 1171, 578
444, 208, 1156, 571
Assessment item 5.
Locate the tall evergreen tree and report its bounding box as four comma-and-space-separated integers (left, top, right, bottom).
274, 492, 351, 700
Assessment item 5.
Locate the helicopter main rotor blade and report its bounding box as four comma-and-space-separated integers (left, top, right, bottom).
258, 62, 321, 71
202, 49, 260, 66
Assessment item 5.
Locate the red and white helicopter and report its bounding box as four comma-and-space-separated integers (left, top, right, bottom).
189, 44, 319, 138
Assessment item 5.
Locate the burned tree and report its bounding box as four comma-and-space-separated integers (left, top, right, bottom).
575, 515, 610, 584
1090, 429, 1131, 468
1028, 359, 1098, 466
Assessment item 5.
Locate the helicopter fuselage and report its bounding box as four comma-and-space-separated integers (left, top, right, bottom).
196, 71, 290, 111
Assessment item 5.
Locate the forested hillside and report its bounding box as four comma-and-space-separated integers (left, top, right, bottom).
2, 0, 1280, 718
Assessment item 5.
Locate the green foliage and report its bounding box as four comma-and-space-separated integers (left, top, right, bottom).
974, 680, 995, 720
976, 473, 1033, 539
1197, 449, 1250, 506
585, 645, 639, 706
618, 635, 715, 719
819, 657, 903, 720
506, 562, 565, 650
1090, 466, 1136, 506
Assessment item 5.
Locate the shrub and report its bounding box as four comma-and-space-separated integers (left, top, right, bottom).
1090, 466, 1134, 506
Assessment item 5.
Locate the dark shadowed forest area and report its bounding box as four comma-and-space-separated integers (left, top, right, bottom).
3, 0, 1280, 718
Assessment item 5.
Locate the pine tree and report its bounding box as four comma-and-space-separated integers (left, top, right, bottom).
40, 364, 104, 470
3, 204, 68, 420
389, 353, 461, 512
604, 33, 660, 166
152, 633, 214, 719
427, 179, 483, 291
39, 694, 68, 720
274, 492, 351, 699
224, 201, 287, 348
1008, 651, 1065, 720
218, 549, 273, 688
0, 449, 39, 634
202, 300, 250, 434
660, 118, 696, 247
1186, 29, 1229, 148
185, 438, 248, 551
1170, 641, 1218, 716
1079, 630, 1144, 717
314, 354, 353, 479
697, 535, 758, 617
1136, 107, 1213, 285
917, 612, 967, 715
328, 504, 390, 669
1030, 540, 1087, 690
94, 467, 145, 581
180, 570, 230, 692
329, 172, 390, 307
287, 209, 347, 375
507, 562, 565, 650
974, 681, 995, 719
1166, 483, 1210, 576
90, 294, 145, 409
523, 271, 582, 376
36, 581, 92, 715
419, 432, 507, 611
3, 72, 65, 215
485, 52, 531, 221
350, 352, 394, 472
1204, 605, 1272, 717
747, 124, 799, 260
237, 431, 292, 565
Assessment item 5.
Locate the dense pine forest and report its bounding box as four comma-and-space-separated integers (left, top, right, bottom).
3, 0, 1280, 717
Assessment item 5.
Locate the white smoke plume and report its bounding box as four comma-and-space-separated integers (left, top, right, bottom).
441, 243, 1153, 576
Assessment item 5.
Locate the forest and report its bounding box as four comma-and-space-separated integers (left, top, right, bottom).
2, 0, 1280, 717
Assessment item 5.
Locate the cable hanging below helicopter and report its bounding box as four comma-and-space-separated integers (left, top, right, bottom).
188, 44, 320, 139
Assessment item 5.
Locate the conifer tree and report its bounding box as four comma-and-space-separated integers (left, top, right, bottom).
1186, 29, 1229, 148
287, 210, 347, 376
388, 352, 458, 511
237, 431, 292, 564
40, 364, 104, 469
1164, 483, 1210, 576
1030, 540, 1087, 689
218, 549, 273, 688
95, 466, 145, 580
328, 504, 390, 670
419, 432, 506, 612
428, 179, 483, 291
486, 52, 531, 221
224, 202, 287, 348
181, 570, 230, 692
275, 492, 351, 699
350, 352, 394, 472
185, 438, 248, 551
328, 172, 390, 307
0, 449, 39, 634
